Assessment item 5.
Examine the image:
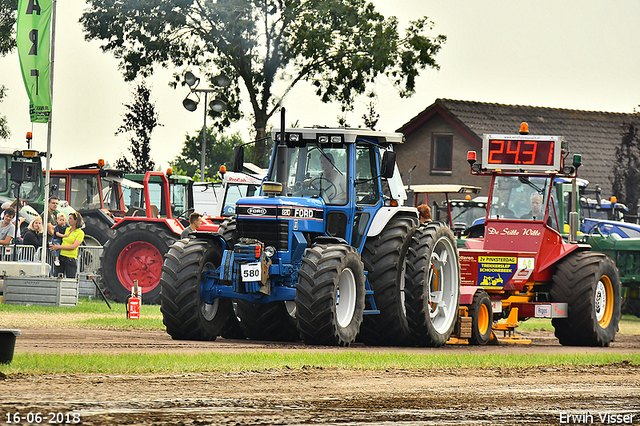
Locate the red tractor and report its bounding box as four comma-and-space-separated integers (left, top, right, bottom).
98, 171, 219, 304
454, 124, 621, 347
48, 161, 140, 246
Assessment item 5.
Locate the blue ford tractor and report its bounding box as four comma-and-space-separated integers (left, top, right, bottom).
160, 124, 461, 346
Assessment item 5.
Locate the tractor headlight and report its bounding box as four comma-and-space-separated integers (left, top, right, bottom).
264, 246, 276, 258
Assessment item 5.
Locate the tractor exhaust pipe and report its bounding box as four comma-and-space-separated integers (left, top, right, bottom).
569, 177, 579, 243
275, 108, 287, 194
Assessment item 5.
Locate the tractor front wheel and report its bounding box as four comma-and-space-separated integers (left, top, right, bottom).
82, 214, 114, 247
99, 222, 175, 304
296, 244, 366, 346
160, 238, 232, 340
551, 252, 621, 346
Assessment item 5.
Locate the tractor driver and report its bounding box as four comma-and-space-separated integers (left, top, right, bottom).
520, 193, 544, 220
319, 153, 346, 204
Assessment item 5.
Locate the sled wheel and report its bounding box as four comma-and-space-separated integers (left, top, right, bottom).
469, 290, 492, 345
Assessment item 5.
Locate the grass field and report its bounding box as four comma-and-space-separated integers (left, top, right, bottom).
2, 298, 640, 334
1, 298, 639, 375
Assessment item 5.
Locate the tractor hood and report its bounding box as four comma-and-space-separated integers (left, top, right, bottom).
235, 196, 325, 234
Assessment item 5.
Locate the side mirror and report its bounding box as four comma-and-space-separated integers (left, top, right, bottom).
233, 146, 244, 172
380, 150, 396, 179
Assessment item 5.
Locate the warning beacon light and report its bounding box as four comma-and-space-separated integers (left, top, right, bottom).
467, 151, 477, 166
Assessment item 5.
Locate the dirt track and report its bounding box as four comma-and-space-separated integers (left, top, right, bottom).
1, 327, 640, 425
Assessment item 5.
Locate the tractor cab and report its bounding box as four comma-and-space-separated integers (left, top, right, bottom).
233, 127, 407, 253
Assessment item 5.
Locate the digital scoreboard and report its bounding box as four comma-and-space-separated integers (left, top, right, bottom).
481, 134, 564, 172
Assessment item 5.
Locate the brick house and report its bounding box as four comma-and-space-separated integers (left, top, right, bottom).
395, 99, 640, 199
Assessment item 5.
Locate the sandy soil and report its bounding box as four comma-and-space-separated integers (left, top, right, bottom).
2, 328, 640, 425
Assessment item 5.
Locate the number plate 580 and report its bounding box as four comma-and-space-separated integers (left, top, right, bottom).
241, 262, 261, 282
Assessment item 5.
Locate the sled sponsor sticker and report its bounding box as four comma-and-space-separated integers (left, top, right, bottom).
478, 256, 517, 288
512, 257, 535, 285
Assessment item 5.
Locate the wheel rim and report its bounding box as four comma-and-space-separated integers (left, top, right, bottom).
336, 268, 357, 328
595, 276, 614, 327
478, 303, 490, 335
427, 236, 460, 334
201, 299, 220, 321
83, 234, 102, 247
116, 241, 163, 293
400, 258, 407, 317
284, 300, 297, 319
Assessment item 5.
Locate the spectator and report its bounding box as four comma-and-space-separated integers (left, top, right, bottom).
181, 212, 203, 238
51, 213, 69, 267
50, 212, 84, 278
0, 207, 16, 246
42, 196, 60, 238
22, 216, 44, 248
1, 200, 25, 240
417, 204, 431, 223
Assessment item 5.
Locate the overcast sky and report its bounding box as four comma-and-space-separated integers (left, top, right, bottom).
1, 0, 640, 171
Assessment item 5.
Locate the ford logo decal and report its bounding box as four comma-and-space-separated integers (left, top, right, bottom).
247, 207, 267, 215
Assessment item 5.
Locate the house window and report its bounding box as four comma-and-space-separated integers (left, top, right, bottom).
431, 134, 453, 173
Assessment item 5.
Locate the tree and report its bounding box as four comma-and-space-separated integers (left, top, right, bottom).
80, 0, 446, 163
115, 83, 163, 173
170, 130, 245, 180
0, 0, 17, 140
0, 0, 17, 57
0, 86, 9, 140
362, 92, 380, 130
612, 122, 640, 217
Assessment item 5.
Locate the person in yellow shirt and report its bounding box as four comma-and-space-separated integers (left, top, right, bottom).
49, 212, 85, 278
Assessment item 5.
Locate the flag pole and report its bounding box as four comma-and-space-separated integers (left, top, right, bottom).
41, 0, 56, 276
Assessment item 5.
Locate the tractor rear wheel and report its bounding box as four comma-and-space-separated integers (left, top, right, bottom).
551, 252, 621, 346
160, 238, 232, 340
98, 222, 175, 304
296, 244, 366, 346
235, 300, 299, 342
217, 218, 237, 247
405, 223, 461, 347
359, 216, 418, 346
469, 290, 492, 345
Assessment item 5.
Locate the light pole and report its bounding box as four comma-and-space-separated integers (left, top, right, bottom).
182, 71, 231, 181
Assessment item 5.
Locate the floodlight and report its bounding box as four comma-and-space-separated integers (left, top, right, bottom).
183, 97, 198, 112
209, 99, 227, 113
212, 74, 231, 88
184, 71, 199, 87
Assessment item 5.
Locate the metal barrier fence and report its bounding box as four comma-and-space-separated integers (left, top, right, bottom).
0, 244, 103, 275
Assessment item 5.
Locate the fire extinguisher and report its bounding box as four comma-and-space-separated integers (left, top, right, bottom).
126, 280, 141, 320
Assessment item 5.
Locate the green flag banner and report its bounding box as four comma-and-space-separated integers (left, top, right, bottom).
16, 0, 52, 123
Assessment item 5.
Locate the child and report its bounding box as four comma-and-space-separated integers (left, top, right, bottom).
51, 213, 69, 267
